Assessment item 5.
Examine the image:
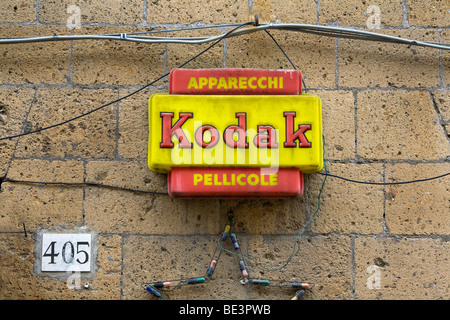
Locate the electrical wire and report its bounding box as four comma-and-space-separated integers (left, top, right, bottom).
264, 27, 448, 187
318, 171, 449, 185
263, 29, 307, 93
0, 23, 449, 50
117, 23, 246, 36
3, 168, 448, 194
1, 178, 168, 195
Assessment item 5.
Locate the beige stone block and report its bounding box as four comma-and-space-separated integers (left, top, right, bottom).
84, 189, 221, 235
166, 28, 224, 71
85, 160, 166, 192
72, 26, 166, 86
122, 235, 249, 300
309, 89, 356, 160
354, 237, 450, 299
308, 162, 384, 234
338, 29, 440, 88
84, 234, 123, 299
319, 0, 403, 27
407, 0, 450, 27
39, 0, 144, 24
0, 234, 122, 299
432, 89, 450, 136
442, 30, 450, 88
84, 160, 170, 235
0, 160, 84, 233
0, 26, 71, 84
0, 1, 36, 23
0, 183, 83, 233
7, 159, 84, 183
220, 197, 307, 235
0, 88, 35, 177
251, 0, 317, 24
225, 29, 336, 88
385, 163, 450, 235
245, 235, 353, 299
118, 88, 161, 160
0, 235, 36, 299
356, 90, 449, 160
14, 88, 118, 159
148, 0, 249, 24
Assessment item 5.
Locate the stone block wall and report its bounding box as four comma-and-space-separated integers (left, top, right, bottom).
0, 0, 448, 300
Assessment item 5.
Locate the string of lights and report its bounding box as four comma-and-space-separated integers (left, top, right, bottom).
142, 214, 314, 300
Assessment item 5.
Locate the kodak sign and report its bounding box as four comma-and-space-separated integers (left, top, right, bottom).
148, 69, 323, 198
149, 94, 323, 173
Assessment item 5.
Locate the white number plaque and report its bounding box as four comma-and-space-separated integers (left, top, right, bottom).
41, 233, 92, 272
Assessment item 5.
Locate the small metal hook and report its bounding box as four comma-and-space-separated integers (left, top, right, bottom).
21, 221, 27, 238
227, 209, 234, 223
254, 14, 259, 27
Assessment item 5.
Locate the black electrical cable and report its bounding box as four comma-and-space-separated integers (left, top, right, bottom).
0, 80, 162, 142
263, 29, 307, 93
2, 178, 168, 195
0, 21, 254, 142
318, 171, 449, 185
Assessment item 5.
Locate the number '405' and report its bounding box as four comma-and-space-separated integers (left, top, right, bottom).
43, 241, 90, 265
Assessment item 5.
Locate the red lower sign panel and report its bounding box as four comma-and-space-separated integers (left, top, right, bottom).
168, 167, 303, 199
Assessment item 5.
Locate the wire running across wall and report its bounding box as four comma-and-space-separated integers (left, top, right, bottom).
0, 22, 449, 50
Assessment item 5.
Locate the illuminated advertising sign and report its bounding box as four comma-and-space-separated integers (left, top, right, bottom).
148, 69, 323, 198
148, 94, 323, 173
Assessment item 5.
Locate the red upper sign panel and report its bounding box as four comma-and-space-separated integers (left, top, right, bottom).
169, 68, 302, 95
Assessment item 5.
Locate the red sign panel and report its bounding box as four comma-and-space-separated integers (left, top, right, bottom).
168, 167, 304, 199
169, 68, 302, 95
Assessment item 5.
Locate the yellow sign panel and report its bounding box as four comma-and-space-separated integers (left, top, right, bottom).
148, 94, 323, 173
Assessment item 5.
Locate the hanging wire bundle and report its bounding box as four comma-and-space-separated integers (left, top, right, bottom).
0, 21, 449, 50
143, 213, 316, 300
